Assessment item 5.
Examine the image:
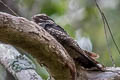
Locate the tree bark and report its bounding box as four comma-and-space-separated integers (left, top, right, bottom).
0, 43, 42, 80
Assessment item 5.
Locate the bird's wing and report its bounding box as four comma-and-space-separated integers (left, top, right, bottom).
46, 27, 104, 71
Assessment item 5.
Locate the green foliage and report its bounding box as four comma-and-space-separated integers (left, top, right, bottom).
64, 24, 75, 38
34, 61, 49, 80
40, 0, 67, 16
24, 54, 49, 80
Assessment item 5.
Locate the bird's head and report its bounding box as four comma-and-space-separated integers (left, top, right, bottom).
32, 14, 55, 25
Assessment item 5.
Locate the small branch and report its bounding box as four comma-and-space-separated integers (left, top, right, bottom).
94, 0, 116, 67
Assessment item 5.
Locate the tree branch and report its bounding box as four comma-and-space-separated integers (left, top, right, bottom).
0, 43, 43, 80
0, 12, 76, 80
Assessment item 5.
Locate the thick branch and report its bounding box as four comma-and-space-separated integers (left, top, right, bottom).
0, 12, 76, 80
0, 43, 42, 80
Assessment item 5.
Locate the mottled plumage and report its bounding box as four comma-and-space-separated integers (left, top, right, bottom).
32, 14, 104, 71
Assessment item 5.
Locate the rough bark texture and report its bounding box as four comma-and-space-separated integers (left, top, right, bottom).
87, 67, 120, 80
0, 12, 120, 80
0, 12, 77, 80
0, 43, 42, 80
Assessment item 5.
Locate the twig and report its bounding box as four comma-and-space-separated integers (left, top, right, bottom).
0, 0, 19, 16
94, 0, 116, 67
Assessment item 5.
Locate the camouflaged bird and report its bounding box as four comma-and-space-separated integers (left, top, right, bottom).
32, 14, 104, 71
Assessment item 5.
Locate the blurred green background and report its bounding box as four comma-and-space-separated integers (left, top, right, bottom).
0, 0, 120, 79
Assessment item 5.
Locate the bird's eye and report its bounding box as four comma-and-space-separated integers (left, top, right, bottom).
43, 16, 49, 20
38, 16, 48, 20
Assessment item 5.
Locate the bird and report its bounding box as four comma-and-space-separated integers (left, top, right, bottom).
32, 14, 104, 71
